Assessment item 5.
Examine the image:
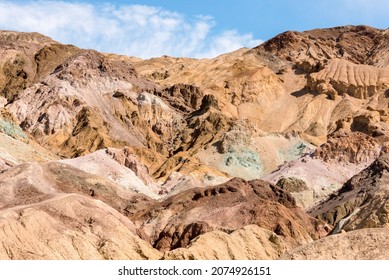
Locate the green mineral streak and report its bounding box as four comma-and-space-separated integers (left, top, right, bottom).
0, 118, 28, 142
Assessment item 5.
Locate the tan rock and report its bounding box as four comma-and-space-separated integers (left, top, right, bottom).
162, 225, 286, 260
308, 59, 389, 99
281, 228, 389, 260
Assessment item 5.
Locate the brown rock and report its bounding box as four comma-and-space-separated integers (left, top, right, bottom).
133, 178, 330, 252
312, 131, 381, 165
276, 177, 309, 193
258, 25, 384, 70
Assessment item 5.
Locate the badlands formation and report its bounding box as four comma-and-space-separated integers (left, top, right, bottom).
0, 25, 389, 259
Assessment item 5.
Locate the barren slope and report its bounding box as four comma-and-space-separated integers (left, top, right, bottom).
162, 225, 286, 260
309, 152, 389, 231
0, 26, 388, 260
281, 228, 389, 260
0, 161, 161, 259
264, 132, 381, 208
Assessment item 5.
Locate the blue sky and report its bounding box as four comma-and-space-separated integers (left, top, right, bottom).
0, 0, 388, 58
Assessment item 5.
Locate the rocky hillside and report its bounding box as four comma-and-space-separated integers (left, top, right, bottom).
309, 152, 389, 231
0, 25, 388, 259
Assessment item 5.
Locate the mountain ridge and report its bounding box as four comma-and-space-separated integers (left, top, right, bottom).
0, 25, 388, 259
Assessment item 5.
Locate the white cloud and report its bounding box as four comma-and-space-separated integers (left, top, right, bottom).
0, 1, 262, 58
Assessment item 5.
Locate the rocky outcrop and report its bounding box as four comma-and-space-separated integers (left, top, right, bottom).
276, 177, 309, 192
133, 178, 330, 252
312, 132, 381, 164
264, 132, 381, 209
275, 177, 313, 209
0, 31, 57, 102
308, 59, 389, 99
309, 153, 389, 231
6, 48, 182, 159
106, 147, 155, 186
257, 25, 384, 71
158, 83, 203, 113
1, 26, 389, 260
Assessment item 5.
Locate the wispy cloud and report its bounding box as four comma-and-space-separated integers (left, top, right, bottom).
0, 1, 262, 58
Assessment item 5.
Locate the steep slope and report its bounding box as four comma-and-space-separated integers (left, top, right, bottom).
0, 26, 388, 260
309, 152, 389, 231
3, 27, 389, 184
130, 26, 389, 148
6, 49, 171, 158
257, 25, 385, 70
0, 31, 58, 102
0, 109, 58, 171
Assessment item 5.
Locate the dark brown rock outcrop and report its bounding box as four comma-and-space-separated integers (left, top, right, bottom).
133, 178, 330, 251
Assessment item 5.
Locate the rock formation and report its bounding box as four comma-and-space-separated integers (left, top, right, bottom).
162, 225, 286, 260
0, 25, 388, 259
264, 132, 381, 208
133, 178, 330, 252
309, 152, 389, 231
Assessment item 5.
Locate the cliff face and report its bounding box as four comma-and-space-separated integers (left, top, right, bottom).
0, 25, 389, 259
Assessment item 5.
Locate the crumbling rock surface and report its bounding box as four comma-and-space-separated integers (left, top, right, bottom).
158, 83, 204, 113
257, 25, 385, 70
0, 31, 57, 102
265, 132, 381, 209
61, 148, 159, 198
308, 59, 389, 99
276, 177, 309, 193
133, 178, 330, 252
309, 153, 389, 231
1, 27, 389, 260
313, 132, 381, 164
6, 47, 182, 159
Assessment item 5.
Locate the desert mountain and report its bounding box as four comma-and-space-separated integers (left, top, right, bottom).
0, 25, 388, 259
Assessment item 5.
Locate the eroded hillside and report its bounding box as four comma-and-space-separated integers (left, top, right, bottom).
0, 25, 389, 259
